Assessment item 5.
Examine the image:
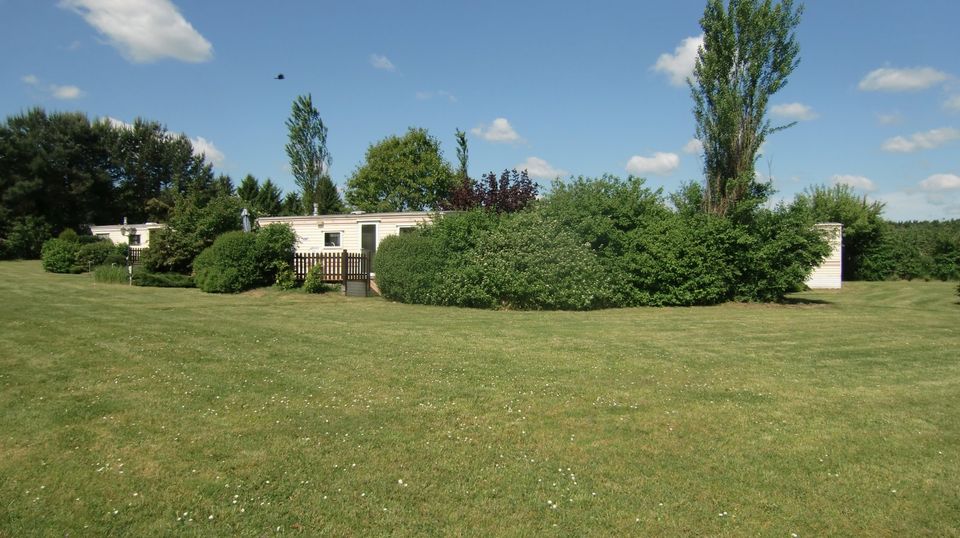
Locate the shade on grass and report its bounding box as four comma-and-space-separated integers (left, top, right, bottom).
0, 261, 957, 535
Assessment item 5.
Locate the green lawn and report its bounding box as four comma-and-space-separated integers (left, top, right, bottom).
1, 260, 957, 536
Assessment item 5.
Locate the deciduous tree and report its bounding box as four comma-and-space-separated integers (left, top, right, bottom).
691, 0, 803, 217
345, 127, 455, 212
285, 94, 343, 215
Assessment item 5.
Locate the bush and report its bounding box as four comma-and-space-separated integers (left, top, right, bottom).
448, 211, 613, 310
58, 228, 80, 242
40, 238, 81, 273
77, 240, 119, 269
626, 212, 742, 306
303, 265, 335, 293
103, 252, 127, 267
374, 210, 499, 305
798, 184, 890, 280
373, 177, 831, 310
374, 231, 444, 303
132, 270, 195, 288
192, 225, 296, 293
254, 223, 297, 284
273, 261, 297, 290
193, 231, 258, 293
93, 264, 128, 284
144, 195, 244, 274
733, 202, 831, 302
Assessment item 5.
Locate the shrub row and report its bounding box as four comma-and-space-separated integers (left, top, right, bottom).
373, 177, 830, 310
41, 233, 128, 274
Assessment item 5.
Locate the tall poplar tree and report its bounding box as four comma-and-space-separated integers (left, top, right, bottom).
285, 94, 342, 215
690, 0, 803, 217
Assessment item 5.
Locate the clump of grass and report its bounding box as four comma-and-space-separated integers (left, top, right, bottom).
92, 264, 128, 284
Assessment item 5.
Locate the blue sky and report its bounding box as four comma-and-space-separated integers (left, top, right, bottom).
3, 0, 959, 221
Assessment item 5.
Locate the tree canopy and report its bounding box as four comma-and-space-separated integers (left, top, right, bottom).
798, 184, 890, 280
0, 108, 220, 257
345, 128, 456, 212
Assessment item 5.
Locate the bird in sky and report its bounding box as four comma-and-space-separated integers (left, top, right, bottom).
274, 73, 285, 80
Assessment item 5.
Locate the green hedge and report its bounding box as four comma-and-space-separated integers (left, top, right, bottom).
449, 211, 613, 310
373, 177, 830, 310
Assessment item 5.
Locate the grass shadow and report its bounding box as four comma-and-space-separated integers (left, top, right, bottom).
780, 296, 833, 305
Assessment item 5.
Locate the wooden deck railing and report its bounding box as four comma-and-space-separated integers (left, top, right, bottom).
292, 250, 370, 284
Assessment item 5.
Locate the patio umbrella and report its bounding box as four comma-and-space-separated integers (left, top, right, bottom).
241, 207, 251, 233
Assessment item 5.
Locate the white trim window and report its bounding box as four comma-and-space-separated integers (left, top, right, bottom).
324, 231, 342, 248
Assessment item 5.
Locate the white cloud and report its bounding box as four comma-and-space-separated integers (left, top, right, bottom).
471, 118, 522, 143
682, 138, 703, 154
415, 90, 456, 102
626, 152, 680, 176
881, 127, 960, 153
60, 0, 212, 63
653, 34, 703, 87
51, 84, 84, 100
190, 136, 225, 167
877, 112, 904, 125
876, 190, 960, 221
98, 116, 132, 130
517, 157, 567, 180
369, 54, 395, 71
770, 102, 818, 121
22, 74, 84, 100
920, 173, 960, 191
831, 174, 876, 192
858, 67, 949, 92
945, 95, 960, 113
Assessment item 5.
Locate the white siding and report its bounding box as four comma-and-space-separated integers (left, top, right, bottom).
88, 223, 165, 249
806, 223, 842, 289
258, 212, 436, 253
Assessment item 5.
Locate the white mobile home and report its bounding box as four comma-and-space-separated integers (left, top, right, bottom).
88, 221, 166, 249
257, 211, 437, 257
805, 223, 842, 289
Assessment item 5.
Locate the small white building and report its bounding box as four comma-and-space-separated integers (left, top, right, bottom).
88, 221, 167, 249
257, 211, 437, 256
806, 223, 842, 289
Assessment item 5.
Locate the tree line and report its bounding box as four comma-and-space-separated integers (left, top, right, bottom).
1, 91, 538, 261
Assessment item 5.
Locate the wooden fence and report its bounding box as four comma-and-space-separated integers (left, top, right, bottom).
292, 250, 370, 284
128, 248, 145, 266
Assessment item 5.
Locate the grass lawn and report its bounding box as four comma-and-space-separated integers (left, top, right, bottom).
1, 260, 958, 536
